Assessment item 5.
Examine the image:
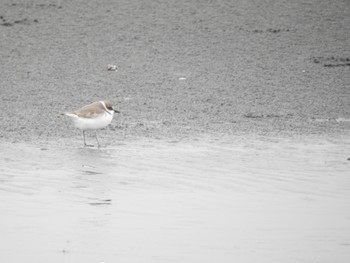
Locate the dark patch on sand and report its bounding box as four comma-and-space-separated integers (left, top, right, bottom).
252, 28, 290, 34
6, 2, 62, 9
0, 16, 38, 26
244, 113, 294, 119
312, 56, 350, 68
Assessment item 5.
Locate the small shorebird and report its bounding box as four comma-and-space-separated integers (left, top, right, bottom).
62, 100, 120, 147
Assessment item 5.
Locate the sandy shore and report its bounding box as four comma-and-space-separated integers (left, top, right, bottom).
0, 0, 349, 143
1, 2, 350, 261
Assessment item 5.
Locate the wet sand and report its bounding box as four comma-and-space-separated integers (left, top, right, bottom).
1, 0, 350, 262
0, 0, 349, 141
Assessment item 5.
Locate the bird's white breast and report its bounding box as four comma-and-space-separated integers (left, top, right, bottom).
70, 112, 114, 130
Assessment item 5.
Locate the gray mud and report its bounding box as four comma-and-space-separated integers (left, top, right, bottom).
0, 0, 349, 143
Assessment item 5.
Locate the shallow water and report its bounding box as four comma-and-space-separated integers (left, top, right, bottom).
0, 137, 349, 263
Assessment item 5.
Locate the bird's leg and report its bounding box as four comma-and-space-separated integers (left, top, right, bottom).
83, 130, 87, 147
95, 132, 101, 148
83, 130, 94, 147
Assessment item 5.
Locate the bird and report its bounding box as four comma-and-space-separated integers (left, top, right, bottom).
62, 100, 120, 147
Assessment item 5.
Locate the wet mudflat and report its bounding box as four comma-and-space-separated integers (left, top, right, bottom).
0, 0, 350, 262
0, 0, 350, 141
1, 136, 349, 263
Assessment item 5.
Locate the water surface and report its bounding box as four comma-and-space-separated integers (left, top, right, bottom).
0, 137, 349, 263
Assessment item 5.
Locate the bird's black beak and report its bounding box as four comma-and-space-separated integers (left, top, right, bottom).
113, 108, 120, 113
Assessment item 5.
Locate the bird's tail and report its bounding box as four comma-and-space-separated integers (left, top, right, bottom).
61, 112, 77, 118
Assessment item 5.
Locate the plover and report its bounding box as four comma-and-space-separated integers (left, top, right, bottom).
62, 100, 120, 147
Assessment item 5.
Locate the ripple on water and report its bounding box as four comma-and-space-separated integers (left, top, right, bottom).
89, 139, 349, 199
0, 137, 349, 263
0, 138, 349, 199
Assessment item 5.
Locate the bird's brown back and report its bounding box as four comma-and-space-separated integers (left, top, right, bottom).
73, 101, 106, 118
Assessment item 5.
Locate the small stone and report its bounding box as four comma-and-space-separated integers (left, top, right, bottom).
107, 64, 118, 71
